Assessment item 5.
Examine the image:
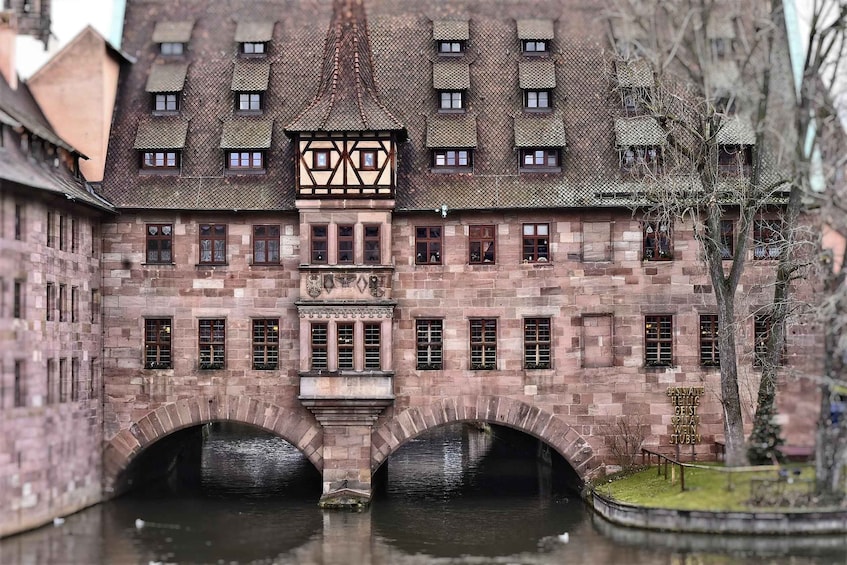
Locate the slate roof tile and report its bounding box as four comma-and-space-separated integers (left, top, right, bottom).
517, 19, 554, 40
519, 60, 557, 89
235, 21, 275, 42
152, 21, 194, 44
433, 20, 469, 41
426, 115, 478, 148
220, 120, 274, 149
432, 62, 470, 90
231, 61, 271, 91
145, 63, 188, 93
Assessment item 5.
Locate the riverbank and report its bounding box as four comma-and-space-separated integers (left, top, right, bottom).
589, 463, 847, 534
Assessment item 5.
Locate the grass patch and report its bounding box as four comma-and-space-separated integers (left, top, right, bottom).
594, 464, 816, 512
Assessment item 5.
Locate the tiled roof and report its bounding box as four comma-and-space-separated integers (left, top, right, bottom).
514, 116, 566, 147
102, 0, 791, 212
616, 59, 653, 88
426, 115, 477, 147
614, 117, 666, 146
152, 21, 194, 43
235, 21, 275, 42
717, 115, 756, 145
145, 63, 188, 93
433, 20, 469, 41
0, 75, 112, 212
220, 120, 274, 149
231, 61, 271, 91
517, 19, 554, 40
519, 60, 556, 89
133, 120, 190, 149
285, 0, 404, 133
432, 62, 470, 90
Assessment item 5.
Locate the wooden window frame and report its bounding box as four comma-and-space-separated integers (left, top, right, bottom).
519, 148, 560, 172
718, 144, 753, 176
71, 358, 79, 402
198, 318, 226, 370
311, 225, 328, 264
337, 224, 355, 264
337, 323, 355, 369
252, 319, 279, 370
46, 282, 54, 321
71, 286, 78, 323
311, 322, 328, 370
415, 226, 442, 265
720, 220, 734, 260
313, 149, 331, 171
439, 90, 465, 112
14, 203, 22, 241
524, 89, 551, 110
58, 284, 66, 322
754, 314, 785, 368
416, 319, 443, 370
438, 40, 465, 55
522, 223, 550, 263
644, 315, 673, 367
241, 41, 267, 56
47, 211, 54, 247
699, 315, 720, 367
470, 318, 497, 370
226, 150, 265, 172
13, 280, 22, 319
146, 223, 173, 264
363, 224, 381, 264
753, 219, 781, 260
432, 148, 472, 171
199, 223, 227, 265
252, 224, 280, 265
621, 146, 662, 176
159, 42, 184, 56
141, 151, 179, 170
14, 361, 24, 408
524, 318, 551, 369
59, 358, 67, 403
237, 92, 263, 112
469, 225, 496, 264
360, 149, 378, 170
364, 323, 381, 370
522, 39, 548, 54
643, 221, 673, 261
145, 318, 172, 369
153, 92, 179, 113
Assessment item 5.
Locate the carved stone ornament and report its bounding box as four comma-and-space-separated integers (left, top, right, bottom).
307, 274, 322, 298
336, 273, 357, 288
323, 274, 335, 293
369, 275, 385, 297
298, 305, 395, 319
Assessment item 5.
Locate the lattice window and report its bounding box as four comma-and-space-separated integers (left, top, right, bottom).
199, 319, 225, 370
337, 323, 354, 370
253, 225, 280, 264
469, 225, 496, 264
700, 315, 720, 367
470, 318, 497, 370
199, 224, 227, 264
252, 319, 279, 370
145, 318, 172, 369
146, 224, 173, 263
364, 323, 381, 370
524, 318, 551, 369
522, 223, 549, 263
415, 226, 442, 265
311, 323, 328, 370
338, 225, 354, 264
643, 222, 673, 261
644, 315, 673, 366
311, 225, 328, 264
364, 225, 381, 264
416, 319, 443, 370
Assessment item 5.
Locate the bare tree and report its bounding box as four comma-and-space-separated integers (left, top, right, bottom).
605, 0, 845, 467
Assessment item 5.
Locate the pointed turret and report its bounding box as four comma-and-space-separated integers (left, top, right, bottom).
286, 0, 404, 133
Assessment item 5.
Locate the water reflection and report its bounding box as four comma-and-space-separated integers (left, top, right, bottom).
1, 422, 846, 564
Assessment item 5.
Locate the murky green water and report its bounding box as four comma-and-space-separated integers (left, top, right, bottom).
2, 423, 846, 564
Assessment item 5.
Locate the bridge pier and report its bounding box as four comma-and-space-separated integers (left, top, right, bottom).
299, 374, 394, 509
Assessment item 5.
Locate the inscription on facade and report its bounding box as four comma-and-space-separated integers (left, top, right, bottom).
667, 386, 704, 445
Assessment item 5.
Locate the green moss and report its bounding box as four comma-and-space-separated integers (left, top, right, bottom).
594, 464, 816, 512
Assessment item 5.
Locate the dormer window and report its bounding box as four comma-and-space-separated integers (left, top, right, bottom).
235, 21, 275, 58
160, 42, 184, 56
152, 21, 194, 57
520, 148, 560, 170
717, 144, 752, 176
621, 146, 662, 176
433, 20, 469, 57
522, 40, 548, 54
426, 116, 477, 173
517, 19, 554, 56
241, 42, 267, 56
439, 91, 464, 112
154, 93, 179, 113
142, 151, 179, 170
226, 151, 265, 172
524, 90, 550, 110
220, 120, 272, 175
237, 92, 263, 112
134, 121, 188, 173
438, 41, 464, 55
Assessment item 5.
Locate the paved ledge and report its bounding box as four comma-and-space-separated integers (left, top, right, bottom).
591, 490, 847, 534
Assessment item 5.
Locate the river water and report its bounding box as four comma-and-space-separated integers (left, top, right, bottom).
2, 423, 846, 564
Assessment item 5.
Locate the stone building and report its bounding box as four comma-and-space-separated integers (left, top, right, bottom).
0, 3, 113, 537
0, 0, 824, 534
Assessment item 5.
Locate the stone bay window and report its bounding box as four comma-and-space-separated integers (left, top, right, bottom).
300, 313, 393, 373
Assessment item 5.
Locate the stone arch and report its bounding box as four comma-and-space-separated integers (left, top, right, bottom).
103, 394, 323, 494
371, 395, 600, 482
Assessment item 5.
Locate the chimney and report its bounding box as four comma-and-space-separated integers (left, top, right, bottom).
0, 9, 17, 89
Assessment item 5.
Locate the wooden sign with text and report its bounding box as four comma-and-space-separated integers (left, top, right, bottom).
667, 386, 704, 445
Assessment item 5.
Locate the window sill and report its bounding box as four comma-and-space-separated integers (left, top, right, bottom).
199, 365, 225, 371
144, 365, 173, 370
417, 364, 443, 371
437, 52, 465, 57
643, 257, 673, 262
139, 169, 180, 176
142, 262, 175, 267
152, 110, 180, 117
469, 261, 497, 266
430, 167, 473, 174
519, 166, 561, 174
437, 108, 466, 114
523, 107, 553, 114
195, 263, 228, 268
644, 364, 675, 371
252, 365, 279, 371
521, 259, 552, 266
225, 169, 266, 176
522, 51, 550, 57
250, 262, 281, 267
235, 109, 264, 116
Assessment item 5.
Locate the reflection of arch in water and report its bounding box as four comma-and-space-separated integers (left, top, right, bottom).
371, 395, 600, 483
103, 395, 323, 495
